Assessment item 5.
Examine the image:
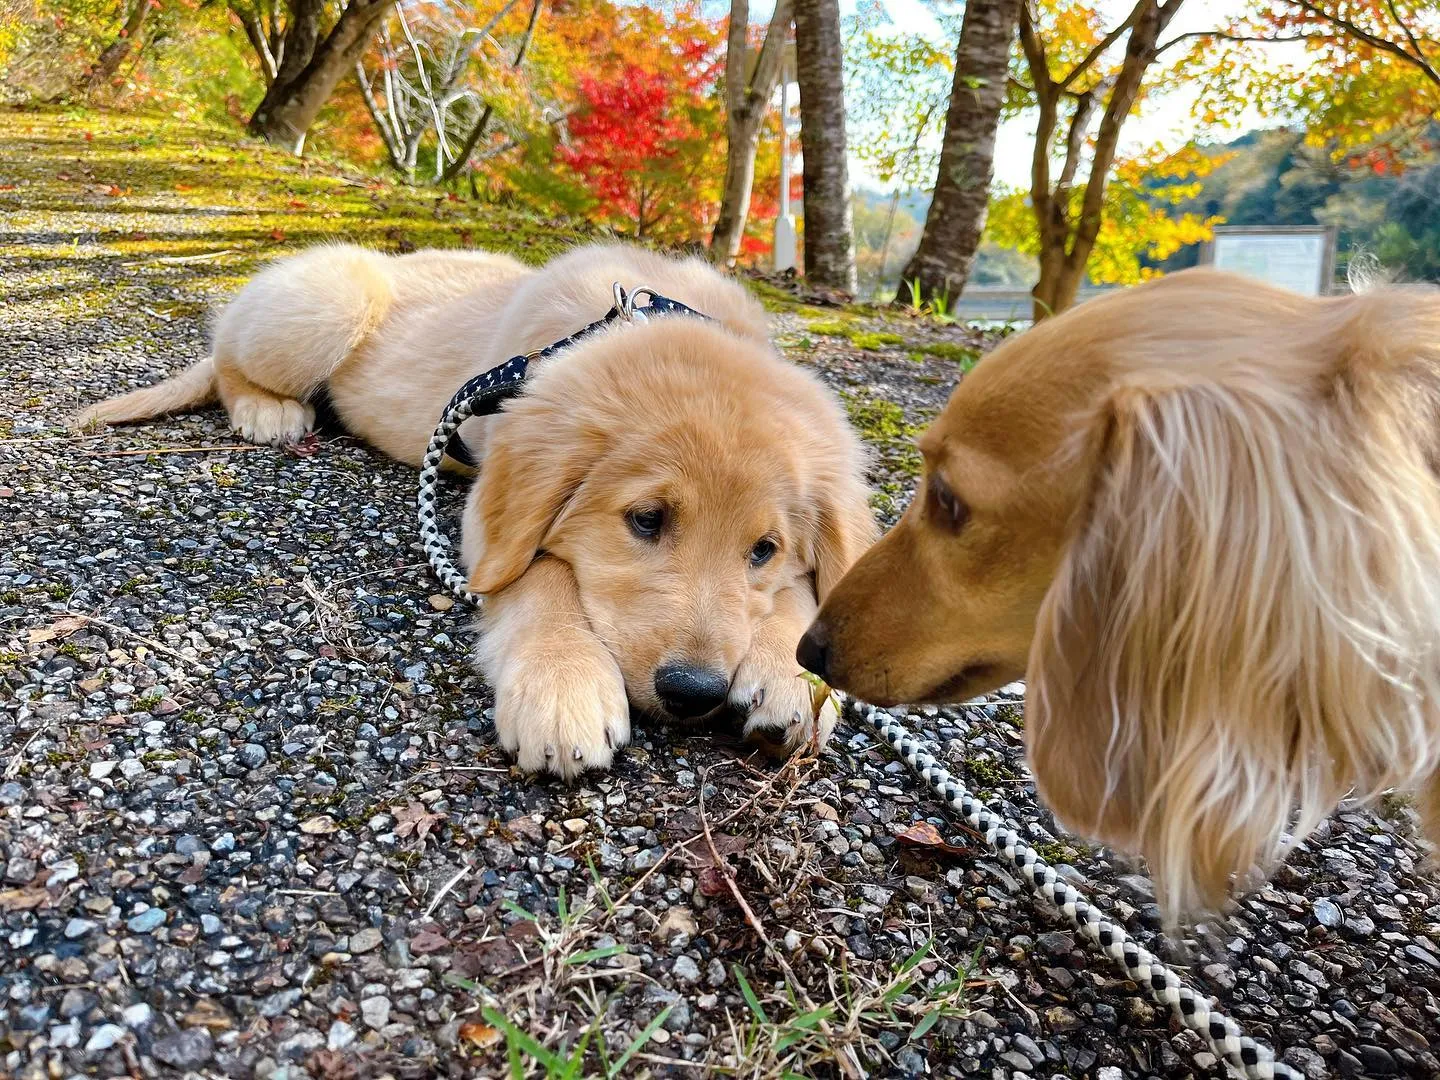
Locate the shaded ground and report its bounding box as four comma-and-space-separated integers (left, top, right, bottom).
2, 106, 1439, 1080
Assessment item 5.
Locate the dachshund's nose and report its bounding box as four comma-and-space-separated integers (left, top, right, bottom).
654, 664, 730, 718
796, 621, 830, 681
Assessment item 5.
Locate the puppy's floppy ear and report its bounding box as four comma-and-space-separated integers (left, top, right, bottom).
1027, 367, 1440, 924
465, 395, 604, 596
808, 478, 880, 602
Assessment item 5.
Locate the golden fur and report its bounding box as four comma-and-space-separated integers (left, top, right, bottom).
76, 242, 877, 778
800, 268, 1440, 922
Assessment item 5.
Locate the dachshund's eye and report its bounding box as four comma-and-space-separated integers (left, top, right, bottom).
929, 474, 969, 530
749, 537, 778, 567
627, 506, 665, 539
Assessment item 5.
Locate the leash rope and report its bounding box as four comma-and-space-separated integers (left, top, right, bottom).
415, 284, 1296, 1078
850, 701, 1300, 1080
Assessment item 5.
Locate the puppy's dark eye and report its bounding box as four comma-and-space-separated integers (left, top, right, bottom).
627, 507, 665, 539
929, 474, 969, 530
749, 537, 778, 567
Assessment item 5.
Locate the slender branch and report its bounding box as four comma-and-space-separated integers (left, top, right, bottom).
439, 0, 543, 184
1385, 0, 1440, 83
355, 61, 406, 169
1058, 0, 1148, 90
1288, 0, 1440, 85
1155, 30, 1332, 56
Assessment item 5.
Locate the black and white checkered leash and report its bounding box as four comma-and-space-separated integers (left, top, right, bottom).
415, 285, 1297, 1080
850, 701, 1299, 1080
417, 282, 713, 604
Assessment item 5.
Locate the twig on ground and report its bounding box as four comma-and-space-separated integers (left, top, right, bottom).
3, 725, 47, 778
152, 249, 238, 265
424, 862, 474, 919
698, 766, 865, 1080
87, 444, 264, 458
70, 614, 211, 675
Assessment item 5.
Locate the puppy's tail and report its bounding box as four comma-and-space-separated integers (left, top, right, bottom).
72, 357, 217, 431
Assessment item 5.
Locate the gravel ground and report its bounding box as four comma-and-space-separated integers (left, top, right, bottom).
3, 107, 1440, 1080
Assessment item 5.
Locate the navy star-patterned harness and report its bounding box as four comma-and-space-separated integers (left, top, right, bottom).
415, 283, 712, 602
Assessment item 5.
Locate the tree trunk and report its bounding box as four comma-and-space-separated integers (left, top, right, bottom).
792, 0, 856, 295
895, 0, 1019, 305
83, 0, 156, 93
249, 0, 396, 155
710, 0, 792, 266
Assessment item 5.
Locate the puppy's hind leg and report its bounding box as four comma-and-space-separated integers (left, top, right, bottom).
214, 357, 316, 447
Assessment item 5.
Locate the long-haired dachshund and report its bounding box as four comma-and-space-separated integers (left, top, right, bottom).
799, 268, 1440, 922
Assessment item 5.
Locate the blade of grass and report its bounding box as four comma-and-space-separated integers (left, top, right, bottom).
733, 964, 769, 1024
608, 1005, 673, 1077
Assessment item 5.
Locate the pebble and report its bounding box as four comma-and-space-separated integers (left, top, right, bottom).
1312, 898, 1342, 927
64, 917, 97, 939
153, 1027, 215, 1068
672, 955, 702, 983
122, 1003, 154, 1027
350, 927, 383, 954
361, 996, 391, 1030
85, 1024, 127, 1052
127, 907, 166, 933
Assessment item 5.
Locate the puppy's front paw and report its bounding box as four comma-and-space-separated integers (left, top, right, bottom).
492, 640, 631, 780
730, 647, 838, 758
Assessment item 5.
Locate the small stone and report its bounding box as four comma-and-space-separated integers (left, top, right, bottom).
1357, 1046, 1397, 1075
122, 1003, 154, 1027
672, 955, 702, 983
428, 594, 454, 611
654, 907, 697, 942
350, 927, 382, 954
1001, 1051, 1035, 1072
0, 780, 26, 805
1013, 1033, 1044, 1064
13, 1003, 50, 1030
127, 907, 166, 933
1097, 1069, 1124, 1080
1044, 1007, 1082, 1032
64, 918, 97, 939
89, 761, 118, 780
1312, 898, 1342, 927
200, 913, 223, 935
152, 1027, 214, 1069
328, 1020, 357, 1050
259, 989, 303, 1018
1404, 944, 1440, 969
237, 743, 267, 769
562, 818, 588, 835
85, 1024, 127, 1052
361, 996, 391, 1030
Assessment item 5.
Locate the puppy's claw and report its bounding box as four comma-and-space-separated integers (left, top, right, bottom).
751, 687, 765, 710
572, 746, 583, 762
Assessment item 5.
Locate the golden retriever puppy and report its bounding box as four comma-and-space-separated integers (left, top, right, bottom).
76, 243, 877, 778
798, 268, 1440, 922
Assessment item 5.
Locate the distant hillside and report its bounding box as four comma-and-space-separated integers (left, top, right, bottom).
1150, 127, 1440, 284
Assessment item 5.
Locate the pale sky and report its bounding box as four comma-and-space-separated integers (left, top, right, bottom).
738, 0, 1309, 190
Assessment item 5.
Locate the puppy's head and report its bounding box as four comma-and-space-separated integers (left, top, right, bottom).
466, 317, 873, 726
805, 272, 1440, 921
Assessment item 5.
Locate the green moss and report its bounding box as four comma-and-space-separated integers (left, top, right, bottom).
807, 319, 855, 337
210, 585, 246, 604
848, 331, 905, 351
46, 582, 73, 600
910, 341, 982, 370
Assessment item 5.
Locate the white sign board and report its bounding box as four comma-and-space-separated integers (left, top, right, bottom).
1202, 228, 1336, 296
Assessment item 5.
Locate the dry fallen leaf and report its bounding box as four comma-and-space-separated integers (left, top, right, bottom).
895, 821, 979, 860
697, 866, 729, 897
459, 1022, 502, 1049
393, 801, 446, 843
27, 616, 88, 645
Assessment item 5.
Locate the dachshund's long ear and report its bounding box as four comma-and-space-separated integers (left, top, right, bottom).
1027, 368, 1440, 924
463, 396, 603, 596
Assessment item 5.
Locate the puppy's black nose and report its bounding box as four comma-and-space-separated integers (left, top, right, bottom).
796, 621, 829, 680
654, 664, 730, 719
